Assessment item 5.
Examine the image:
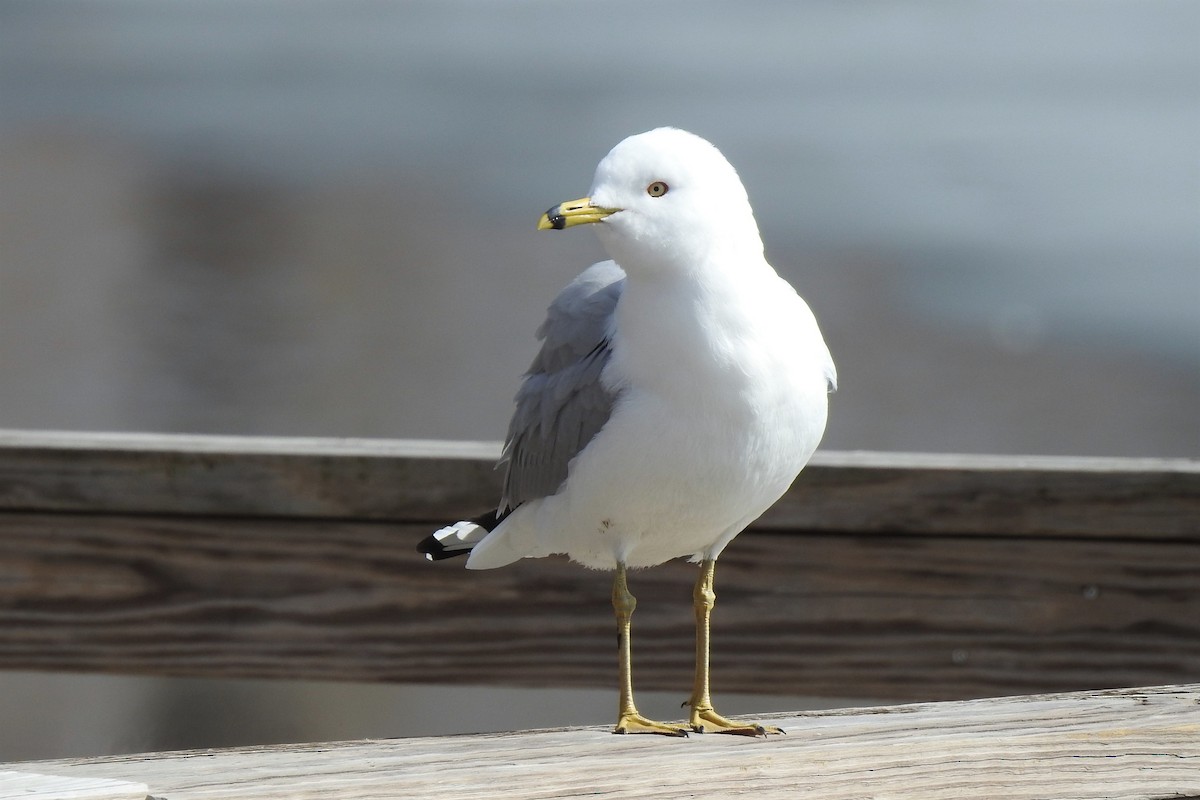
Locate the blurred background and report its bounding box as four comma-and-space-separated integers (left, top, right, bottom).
1, 0, 1197, 762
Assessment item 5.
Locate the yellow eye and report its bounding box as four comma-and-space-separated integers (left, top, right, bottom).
646, 181, 669, 197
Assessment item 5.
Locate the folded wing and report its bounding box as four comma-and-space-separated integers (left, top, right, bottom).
499, 259, 625, 512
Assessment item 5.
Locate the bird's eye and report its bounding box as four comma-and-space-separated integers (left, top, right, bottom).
646, 181, 669, 198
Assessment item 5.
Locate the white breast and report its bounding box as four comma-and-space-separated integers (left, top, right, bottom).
535, 262, 832, 569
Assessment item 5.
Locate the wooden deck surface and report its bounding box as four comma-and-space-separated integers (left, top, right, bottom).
5, 684, 1199, 800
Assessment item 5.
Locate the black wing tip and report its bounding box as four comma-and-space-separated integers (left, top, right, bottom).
416, 533, 473, 561
416, 509, 510, 561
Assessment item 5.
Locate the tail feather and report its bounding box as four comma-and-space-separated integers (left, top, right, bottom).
417, 510, 506, 561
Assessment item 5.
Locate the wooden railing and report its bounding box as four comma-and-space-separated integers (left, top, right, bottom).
2, 430, 1199, 798
1, 429, 1196, 700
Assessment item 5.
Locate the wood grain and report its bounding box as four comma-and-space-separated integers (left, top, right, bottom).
2, 430, 1197, 537
2, 512, 1197, 699
2, 430, 1197, 698
0, 771, 149, 800
11, 685, 1200, 800
0, 431, 502, 523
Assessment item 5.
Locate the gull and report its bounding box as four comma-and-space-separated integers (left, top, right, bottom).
419, 127, 836, 736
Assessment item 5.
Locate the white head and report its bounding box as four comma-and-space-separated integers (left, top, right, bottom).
539, 128, 764, 275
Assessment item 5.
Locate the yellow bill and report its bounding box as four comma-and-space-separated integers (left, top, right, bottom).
537, 196, 620, 230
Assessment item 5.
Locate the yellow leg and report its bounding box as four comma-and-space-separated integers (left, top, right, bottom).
612, 563, 689, 736
687, 559, 784, 736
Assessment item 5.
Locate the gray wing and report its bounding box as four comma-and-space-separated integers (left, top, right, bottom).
498, 260, 625, 512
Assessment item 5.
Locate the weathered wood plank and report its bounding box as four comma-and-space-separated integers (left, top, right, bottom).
0, 431, 500, 524
1, 431, 1196, 696
1, 430, 1196, 537
11, 685, 1200, 800
2, 512, 1196, 698
0, 771, 149, 800
768, 449, 1200, 538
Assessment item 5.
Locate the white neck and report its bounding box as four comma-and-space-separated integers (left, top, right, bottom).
605, 255, 776, 403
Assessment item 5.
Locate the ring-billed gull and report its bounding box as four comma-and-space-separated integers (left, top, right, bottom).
419, 128, 836, 736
